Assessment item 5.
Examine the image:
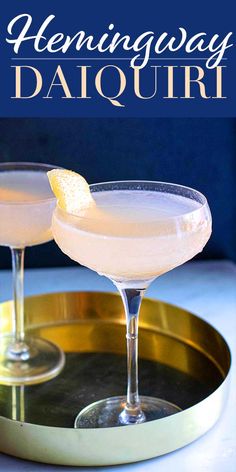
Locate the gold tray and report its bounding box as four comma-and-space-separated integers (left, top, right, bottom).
0, 292, 231, 466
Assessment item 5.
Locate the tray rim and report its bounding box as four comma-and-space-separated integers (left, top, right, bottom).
1, 289, 232, 349
0, 291, 232, 466
1, 290, 231, 377
0, 375, 230, 466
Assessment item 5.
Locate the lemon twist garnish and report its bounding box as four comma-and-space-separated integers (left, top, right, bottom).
47, 169, 95, 215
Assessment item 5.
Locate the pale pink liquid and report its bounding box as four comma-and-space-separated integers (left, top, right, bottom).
52, 189, 211, 283
0, 170, 55, 248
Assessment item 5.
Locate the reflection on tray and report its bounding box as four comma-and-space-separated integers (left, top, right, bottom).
11, 386, 25, 423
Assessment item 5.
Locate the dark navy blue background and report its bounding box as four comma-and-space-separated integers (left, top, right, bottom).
0, 3, 235, 268
1, 0, 236, 116
0, 117, 235, 268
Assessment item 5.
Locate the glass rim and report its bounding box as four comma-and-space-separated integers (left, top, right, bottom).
56, 179, 210, 223
89, 179, 208, 201
0, 161, 59, 205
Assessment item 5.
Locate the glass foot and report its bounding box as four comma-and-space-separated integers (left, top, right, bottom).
0, 335, 65, 385
74, 395, 181, 428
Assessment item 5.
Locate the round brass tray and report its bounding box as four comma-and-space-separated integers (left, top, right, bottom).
0, 291, 231, 466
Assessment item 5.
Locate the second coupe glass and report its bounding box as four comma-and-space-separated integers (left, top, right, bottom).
0, 162, 65, 385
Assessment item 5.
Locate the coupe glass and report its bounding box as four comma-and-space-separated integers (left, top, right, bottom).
0, 162, 65, 385
52, 180, 212, 427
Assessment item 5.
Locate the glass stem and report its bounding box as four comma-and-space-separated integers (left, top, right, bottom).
11, 248, 26, 348
118, 287, 146, 424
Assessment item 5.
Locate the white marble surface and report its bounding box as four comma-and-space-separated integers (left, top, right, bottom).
0, 260, 235, 472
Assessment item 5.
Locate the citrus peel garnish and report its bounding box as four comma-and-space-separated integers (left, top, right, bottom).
47, 169, 95, 215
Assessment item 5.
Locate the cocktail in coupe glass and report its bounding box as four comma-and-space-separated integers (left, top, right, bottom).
52, 180, 212, 428
0, 162, 65, 385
